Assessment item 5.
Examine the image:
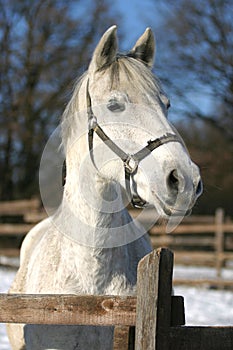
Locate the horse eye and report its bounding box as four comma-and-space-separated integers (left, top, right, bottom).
160, 93, 170, 110
107, 99, 125, 112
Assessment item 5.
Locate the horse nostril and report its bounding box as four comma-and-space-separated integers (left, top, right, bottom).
196, 180, 203, 197
167, 169, 179, 191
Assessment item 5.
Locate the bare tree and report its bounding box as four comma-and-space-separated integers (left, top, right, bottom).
0, 0, 119, 199
152, 0, 233, 142
176, 120, 233, 215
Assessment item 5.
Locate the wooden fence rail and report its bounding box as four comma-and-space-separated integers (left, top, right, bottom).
131, 207, 233, 282
0, 199, 233, 283
0, 248, 232, 349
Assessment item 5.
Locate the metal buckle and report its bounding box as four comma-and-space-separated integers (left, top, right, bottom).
124, 155, 138, 174
88, 114, 97, 131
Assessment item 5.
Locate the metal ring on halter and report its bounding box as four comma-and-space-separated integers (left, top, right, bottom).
124, 155, 139, 174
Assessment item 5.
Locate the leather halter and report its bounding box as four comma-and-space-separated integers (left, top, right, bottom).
86, 80, 181, 208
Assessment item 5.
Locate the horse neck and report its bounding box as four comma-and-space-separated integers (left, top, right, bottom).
60, 134, 136, 248
64, 160, 125, 226
59, 77, 141, 250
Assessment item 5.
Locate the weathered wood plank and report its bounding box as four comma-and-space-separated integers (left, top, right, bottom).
135, 249, 160, 350
0, 294, 136, 326
156, 248, 174, 350
173, 278, 233, 289
135, 248, 174, 350
0, 291, 183, 327
151, 236, 215, 247
113, 326, 131, 350
173, 251, 233, 266
0, 248, 20, 258
0, 198, 40, 215
215, 208, 224, 277
150, 224, 233, 235
23, 211, 47, 223
168, 326, 233, 350
0, 223, 33, 235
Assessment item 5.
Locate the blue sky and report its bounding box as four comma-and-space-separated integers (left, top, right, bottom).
113, 0, 214, 121
110, 1, 166, 76
113, 0, 161, 50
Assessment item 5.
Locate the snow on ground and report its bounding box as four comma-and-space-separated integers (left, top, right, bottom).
0, 267, 16, 350
174, 264, 233, 325
175, 285, 233, 326
0, 264, 233, 349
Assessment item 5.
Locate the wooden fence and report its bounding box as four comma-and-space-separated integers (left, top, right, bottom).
0, 198, 42, 257
0, 198, 233, 285
131, 207, 233, 283
0, 248, 232, 349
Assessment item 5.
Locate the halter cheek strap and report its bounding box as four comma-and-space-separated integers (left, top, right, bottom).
86, 79, 181, 208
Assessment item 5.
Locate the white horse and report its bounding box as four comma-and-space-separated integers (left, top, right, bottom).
8, 26, 202, 349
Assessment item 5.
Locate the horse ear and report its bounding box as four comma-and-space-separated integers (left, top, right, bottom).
89, 25, 118, 72
129, 28, 155, 68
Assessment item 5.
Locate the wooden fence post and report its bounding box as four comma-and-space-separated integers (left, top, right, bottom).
135, 248, 173, 350
113, 326, 132, 350
215, 208, 224, 278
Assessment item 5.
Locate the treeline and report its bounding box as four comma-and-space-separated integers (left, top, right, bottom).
0, 0, 232, 216
153, 0, 233, 215
0, 0, 118, 199
176, 120, 232, 216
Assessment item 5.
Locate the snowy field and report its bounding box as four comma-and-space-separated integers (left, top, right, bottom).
0, 263, 233, 350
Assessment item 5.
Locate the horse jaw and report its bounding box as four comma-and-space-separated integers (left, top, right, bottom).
133, 141, 202, 220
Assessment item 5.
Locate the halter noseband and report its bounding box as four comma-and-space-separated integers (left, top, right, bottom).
86, 80, 181, 208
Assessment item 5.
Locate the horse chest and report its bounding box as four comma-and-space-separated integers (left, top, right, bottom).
60, 245, 137, 295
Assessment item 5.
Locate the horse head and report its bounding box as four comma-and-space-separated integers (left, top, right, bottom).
81, 26, 202, 217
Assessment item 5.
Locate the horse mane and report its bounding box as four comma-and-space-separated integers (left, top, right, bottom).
61, 54, 164, 149
60, 72, 88, 149
108, 55, 163, 95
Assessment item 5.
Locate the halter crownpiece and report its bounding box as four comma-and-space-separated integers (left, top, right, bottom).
86, 79, 181, 208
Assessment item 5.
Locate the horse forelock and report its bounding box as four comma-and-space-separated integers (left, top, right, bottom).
61, 55, 165, 149
108, 55, 163, 95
